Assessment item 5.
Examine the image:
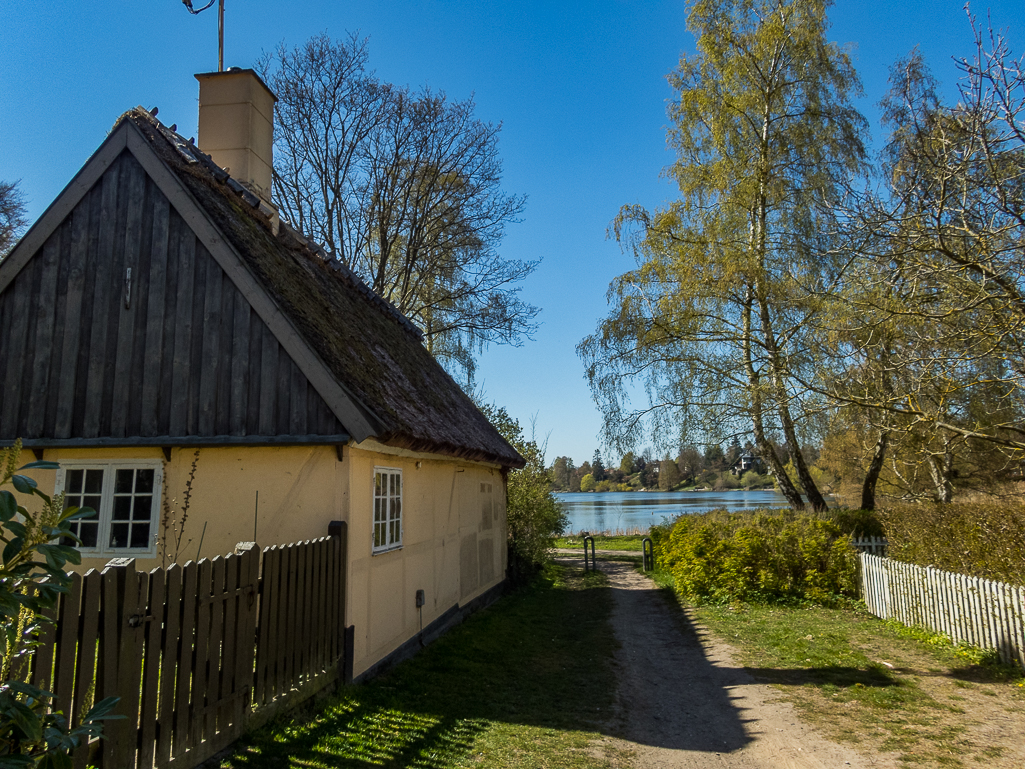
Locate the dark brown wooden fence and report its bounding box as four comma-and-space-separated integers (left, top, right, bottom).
29, 523, 348, 768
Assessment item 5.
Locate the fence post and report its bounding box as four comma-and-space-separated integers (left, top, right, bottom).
328, 521, 350, 687
101, 557, 143, 768
234, 542, 261, 730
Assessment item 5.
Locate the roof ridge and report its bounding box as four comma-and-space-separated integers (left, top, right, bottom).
126, 107, 425, 343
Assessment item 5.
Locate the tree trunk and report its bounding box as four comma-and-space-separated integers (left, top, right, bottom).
860, 430, 888, 511
927, 436, 954, 503
743, 286, 804, 510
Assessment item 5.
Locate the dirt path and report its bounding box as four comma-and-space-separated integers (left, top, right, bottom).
589, 559, 900, 769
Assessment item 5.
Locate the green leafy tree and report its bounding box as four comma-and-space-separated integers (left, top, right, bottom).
658, 456, 682, 491
619, 452, 636, 475
479, 407, 567, 580
549, 456, 574, 492
815, 22, 1025, 503
579, 474, 597, 492
0, 442, 121, 764
580, 0, 867, 512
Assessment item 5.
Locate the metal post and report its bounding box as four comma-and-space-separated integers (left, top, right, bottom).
582, 536, 596, 572
641, 537, 654, 571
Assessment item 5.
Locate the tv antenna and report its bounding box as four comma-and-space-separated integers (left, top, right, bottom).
183, 0, 226, 72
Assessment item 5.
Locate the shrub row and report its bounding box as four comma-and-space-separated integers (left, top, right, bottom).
650, 508, 859, 605
878, 502, 1025, 587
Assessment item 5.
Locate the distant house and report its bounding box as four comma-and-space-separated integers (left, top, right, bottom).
729, 451, 764, 476
0, 69, 524, 680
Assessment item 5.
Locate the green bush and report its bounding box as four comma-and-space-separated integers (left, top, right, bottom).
828, 507, 885, 538
0, 441, 121, 765
653, 508, 858, 605
878, 502, 1025, 586
478, 406, 568, 583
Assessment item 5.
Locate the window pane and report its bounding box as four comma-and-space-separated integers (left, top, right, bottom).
79, 520, 99, 548
114, 469, 134, 494
375, 473, 382, 495
84, 494, 102, 513
391, 498, 401, 523
66, 469, 83, 494
390, 473, 398, 496
132, 496, 152, 521
135, 469, 154, 494
130, 523, 150, 549
84, 469, 104, 494
109, 523, 129, 549
112, 496, 132, 521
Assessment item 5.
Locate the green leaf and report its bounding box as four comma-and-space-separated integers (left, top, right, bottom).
0, 490, 16, 522
38, 753, 73, 769
8, 699, 43, 741
3, 537, 25, 565
17, 460, 59, 471
10, 475, 37, 493
82, 696, 123, 721
62, 506, 95, 522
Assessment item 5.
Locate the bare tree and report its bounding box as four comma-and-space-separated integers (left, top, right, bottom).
0, 179, 27, 258
261, 33, 539, 382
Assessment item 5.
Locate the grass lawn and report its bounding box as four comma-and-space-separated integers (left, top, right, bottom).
555, 534, 646, 551
219, 565, 628, 769
691, 599, 1025, 767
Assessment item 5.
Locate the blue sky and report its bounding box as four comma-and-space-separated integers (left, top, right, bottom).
2, 1, 1023, 466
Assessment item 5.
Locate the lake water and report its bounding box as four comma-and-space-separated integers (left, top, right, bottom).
556, 490, 792, 534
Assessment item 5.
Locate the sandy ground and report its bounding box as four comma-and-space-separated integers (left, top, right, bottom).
580, 558, 901, 769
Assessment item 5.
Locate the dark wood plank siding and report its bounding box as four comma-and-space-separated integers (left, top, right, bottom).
0, 149, 346, 444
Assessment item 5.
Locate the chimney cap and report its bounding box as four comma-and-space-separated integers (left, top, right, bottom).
194, 68, 277, 103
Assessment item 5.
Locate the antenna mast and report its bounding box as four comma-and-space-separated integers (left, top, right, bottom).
182, 0, 226, 72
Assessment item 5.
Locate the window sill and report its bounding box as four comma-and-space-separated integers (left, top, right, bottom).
371, 544, 403, 556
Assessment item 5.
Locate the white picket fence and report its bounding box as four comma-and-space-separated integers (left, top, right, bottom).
860, 553, 1025, 668
851, 536, 888, 556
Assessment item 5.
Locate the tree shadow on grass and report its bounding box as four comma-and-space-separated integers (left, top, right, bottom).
223, 564, 766, 766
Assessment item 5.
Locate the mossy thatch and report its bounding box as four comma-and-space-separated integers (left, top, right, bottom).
126, 109, 523, 468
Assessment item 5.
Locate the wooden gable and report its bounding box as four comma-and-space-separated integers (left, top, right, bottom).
0, 129, 348, 448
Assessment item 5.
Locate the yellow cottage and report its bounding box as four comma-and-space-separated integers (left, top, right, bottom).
0, 70, 524, 681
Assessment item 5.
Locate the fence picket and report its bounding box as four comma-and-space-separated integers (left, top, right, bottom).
72, 570, 102, 769
157, 564, 183, 767
175, 560, 199, 755
220, 553, 239, 736
205, 557, 226, 743
53, 572, 83, 717
254, 546, 277, 707
860, 554, 1024, 670
138, 568, 165, 769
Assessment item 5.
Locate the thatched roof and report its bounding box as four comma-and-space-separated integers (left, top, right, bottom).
124, 109, 523, 468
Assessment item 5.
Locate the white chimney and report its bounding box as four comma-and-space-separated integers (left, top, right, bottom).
195, 68, 277, 208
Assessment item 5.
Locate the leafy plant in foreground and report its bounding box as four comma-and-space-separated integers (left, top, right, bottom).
0, 441, 120, 767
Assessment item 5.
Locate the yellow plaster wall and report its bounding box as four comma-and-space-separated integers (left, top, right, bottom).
17, 440, 508, 678
37, 445, 348, 573
344, 441, 506, 678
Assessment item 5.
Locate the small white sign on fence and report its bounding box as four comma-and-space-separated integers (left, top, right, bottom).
860, 553, 1025, 669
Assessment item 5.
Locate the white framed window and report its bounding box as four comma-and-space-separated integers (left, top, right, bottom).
55, 461, 163, 558
372, 467, 402, 554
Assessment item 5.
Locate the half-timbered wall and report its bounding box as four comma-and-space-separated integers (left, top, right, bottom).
0, 150, 345, 443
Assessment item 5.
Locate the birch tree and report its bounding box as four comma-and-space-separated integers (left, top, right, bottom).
580, 0, 866, 511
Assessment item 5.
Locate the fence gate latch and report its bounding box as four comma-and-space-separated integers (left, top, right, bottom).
128, 613, 154, 628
